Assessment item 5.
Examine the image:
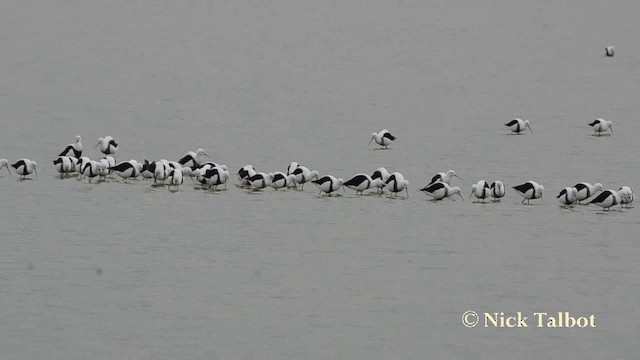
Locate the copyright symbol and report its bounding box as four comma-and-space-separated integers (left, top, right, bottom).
462, 310, 479, 328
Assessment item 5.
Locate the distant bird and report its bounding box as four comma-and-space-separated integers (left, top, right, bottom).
178, 148, 210, 168
371, 167, 391, 184
587, 189, 621, 210
428, 170, 461, 186
605, 46, 614, 57
343, 174, 384, 195
369, 129, 396, 149
470, 180, 491, 203
513, 181, 544, 204
292, 166, 319, 190
312, 175, 344, 195
420, 182, 463, 201
247, 172, 273, 190
588, 118, 613, 136
237, 165, 257, 187
271, 172, 296, 190
11, 159, 38, 179
505, 118, 534, 134
0, 159, 11, 175
96, 136, 118, 157
386, 172, 409, 198
557, 187, 578, 206
59, 135, 82, 158
490, 181, 505, 201
167, 168, 184, 191
618, 186, 634, 208
572, 182, 603, 204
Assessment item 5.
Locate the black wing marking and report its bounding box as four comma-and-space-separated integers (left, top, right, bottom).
588, 120, 601, 127
513, 182, 534, 194
312, 176, 332, 185
110, 162, 133, 172
273, 173, 285, 182
573, 183, 588, 192
53, 158, 62, 166
505, 119, 519, 127
589, 190, 612, 204
292, 168, 304, 176
371, 171, 382, 180
178, 154, 194, 165
382, 132, 396, 141
247, 174, 264, 182
11, 160, 26, 170
386, 174, 397, 185
344, 174, 368, 187
108, 139, 118, 147
59, 145, 74, 157
422, 182, 445, 192
557, 189, 567, 199
429, 174, 442, 184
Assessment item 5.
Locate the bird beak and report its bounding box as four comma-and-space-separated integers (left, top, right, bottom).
405, 187, 409, 198
610, 126, 613, 134
94, 142, 99, 148
454, 175, 462, 180
528, 125, 534, 134
368, 137, 374, 145
468, 192, 473, 199
458, 193, 464, 201
34, 167, 38, 177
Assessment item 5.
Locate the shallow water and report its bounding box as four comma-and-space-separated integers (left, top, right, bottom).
1, 1, 639, 359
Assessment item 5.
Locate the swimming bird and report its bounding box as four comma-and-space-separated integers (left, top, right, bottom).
271, 172, 296, 190
605, 46, 614, 57
386, 172, 409, 198
428, 170, 461, 186
490, 180, 505, 201
178, 148, 210, 168
371, 167, 391, 184
505, 118, 534, 134
572, 182, 603, 204
588, 118, 613, 136
247, 172, 273, 190
557, 187, 578, 206
344, 174, 384, 195
369, 129, 396, 149
513, 181, 544, 204
96, 136, 118, 157
618, 186, 634, 208
237, 165, 257, 187
587, 189, 621, 210
312, 175, 344, 195
420, 182, 462, 201
109, 160, 140, 181
167, 168, 184, 191
470, 180, 491, 203
292, 166, 319, 190
0, 159, 11, 175
59, 135, 82, 158
53, 156, 74, 177
11, 159, 38, 179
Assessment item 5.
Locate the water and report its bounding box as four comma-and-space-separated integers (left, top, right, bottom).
1, 1, 639, 358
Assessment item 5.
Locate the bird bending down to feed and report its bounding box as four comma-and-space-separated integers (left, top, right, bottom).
512, 181, 544, 204
11, 159, 38, 179
312, 175, 344, 195
420, 182, 463, 201
385, 172, 409, 198
470, 180, 491, 202
505, 118, 533, 134
588, 118, 613, 136
557, 187, 578, 206
572, 182, 603, 204
490, 181, 505, 201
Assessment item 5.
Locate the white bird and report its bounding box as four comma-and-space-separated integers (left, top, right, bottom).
420, 182, 463, 201
95, 136, 118, 157
605, 46, 614, 57
110, 160, 140, 181
428, 170, 461, 186
11, 159, 37, 179
490, 181, 505, 201
557, 187, 578, 206
292, 166, 319, 190
178, 148, 210, 168
368, 129, 396, 149
618, 186, 634, 208
287, 162, 299, 175
53, 156, 74, 177
312, 175, 344, 195
76, 156, 91, 179
237, 165, 257, 187
386, 172, 409, 198
59, 135, 82, 158
153, 160, 170, 184
513, 181, 544, 204
202, 165, 229, 190
470, 180, 491, 203
588, 118, 613, 136
271, 172, 296, 190
505, 118, 534, 134
97, 158, 111, 179
587, 189, 621, 210
371, 167, 391, 184
247, 172, 273, 190
0, 159, 11, 175
167, 167, 184, 191
343, 174, 384, 195
572, 182, 603, 204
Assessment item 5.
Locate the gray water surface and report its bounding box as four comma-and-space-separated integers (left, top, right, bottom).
1, 1, 639, 359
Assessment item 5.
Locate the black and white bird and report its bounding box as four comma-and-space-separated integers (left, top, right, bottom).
59, 135, 83, 158
386, 172, 409, 198
588, 118, 613, 136
109, 160, 140, 181
11, 159, 38, 179
587, 189, 621, 210
53, 156, 75, 177
287, 162, 299, 175
490, 180, 505, 201
505, 118, 534, 134
470, 180, 491, 203
513, 181, 544, 204
247, 172, 273, 190
343, 174, 384, 195
371, 167, 391, 184
270, 172, 296, 190
96, 136, 118, 157
420, 182, 463, 201
178, 148, 210, 168
369, 129, 396, 149
167, 168, 184, 191
572, 182, 603, 204
557, 187, 578, 206
0, 159, 10, 175
428, 170, 461, 186
618, 186, 634, 208
605, 46, 614, 57
292, 166, 319, 190
312, 175, 344, 195
237, 165, 257, 187
82, 160, 103, 183
203, 166, 229, 190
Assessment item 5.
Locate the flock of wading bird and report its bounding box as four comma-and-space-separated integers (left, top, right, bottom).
0, 119, 633, 211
